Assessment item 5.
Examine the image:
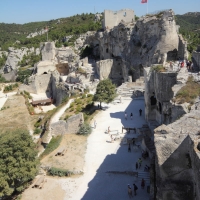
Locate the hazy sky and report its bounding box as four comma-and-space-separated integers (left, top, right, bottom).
0, 0, 199, 24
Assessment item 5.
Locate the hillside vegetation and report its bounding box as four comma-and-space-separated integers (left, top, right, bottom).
0, 13, 101, 50
175, 12, 200, 53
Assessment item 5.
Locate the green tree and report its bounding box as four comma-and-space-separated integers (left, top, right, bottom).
0, 130, 39, 198
16, 69, 32, 83
93, 79, 116, 108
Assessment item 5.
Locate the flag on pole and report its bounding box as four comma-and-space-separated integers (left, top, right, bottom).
141, 0, 147, 3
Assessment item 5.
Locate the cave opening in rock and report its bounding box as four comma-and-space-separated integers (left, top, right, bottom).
167, 49, 178, 61
43, 72, 47, 74
150, 93, 157, 106
159, 102, 162, 113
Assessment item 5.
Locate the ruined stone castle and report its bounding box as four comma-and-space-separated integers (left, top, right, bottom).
1, 8, 200, 199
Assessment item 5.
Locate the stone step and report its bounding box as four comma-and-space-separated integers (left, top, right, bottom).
138, 171, 150, 184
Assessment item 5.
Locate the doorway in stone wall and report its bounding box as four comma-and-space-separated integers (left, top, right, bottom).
167, 49, 178, 61
139, 64, 144, 76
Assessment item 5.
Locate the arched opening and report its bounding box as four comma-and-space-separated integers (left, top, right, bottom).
43, 72, 47, 74
150, 93, 157, 106
139, 64, 144, 76
167, 49, 178, 61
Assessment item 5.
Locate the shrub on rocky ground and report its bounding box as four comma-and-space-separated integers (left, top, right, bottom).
48, 167, 73, 177
78, 123, 92, 135
175, 76, 200, 104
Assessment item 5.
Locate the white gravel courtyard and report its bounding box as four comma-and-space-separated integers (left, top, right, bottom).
61, 97, 151, 200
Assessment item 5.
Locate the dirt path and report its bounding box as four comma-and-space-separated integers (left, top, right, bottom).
50, 99, 74, 124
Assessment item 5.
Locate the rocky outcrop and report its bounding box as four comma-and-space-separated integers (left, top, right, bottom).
3, 47, 35, 73
96, 59, 123, 85
50, 113, 84, 135
154, 109, 200, 200
26, 28, 48, 38
144, 66, 189, 126
74, 31, 99, 56
50, 70, 69, 106
0, 51, 8, 58
192, 45, 200, 71
97, 10, 188, 82
41, 42, 56, 61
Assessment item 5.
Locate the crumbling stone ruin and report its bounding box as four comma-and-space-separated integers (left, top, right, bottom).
192, 45, 200, 71
154, 110, 200, 200
19, 41, 98, 105
103, 9, 135, 30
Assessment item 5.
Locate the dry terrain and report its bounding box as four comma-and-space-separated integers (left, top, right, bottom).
41, 134, 87, 172
0, 95, 38, 134
21, 176, 66, 200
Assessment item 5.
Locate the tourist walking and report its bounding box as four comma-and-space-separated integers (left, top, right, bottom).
133, 184, 138, 195
138, 158, 142, 168
108, 126, 110, 134
125, 112, 127, 120
136, 162, 138, 170
128, 143, 131, 152
141, 178, 145, 189
139, 109, 142, 116
94, 120, 97, 129
130, 113, 133, 120
128, 184, 133, 198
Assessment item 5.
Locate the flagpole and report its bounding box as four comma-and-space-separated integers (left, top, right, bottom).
147, 0, 148, 14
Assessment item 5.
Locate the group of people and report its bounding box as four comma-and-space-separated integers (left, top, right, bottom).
124, 109, 142, 120
127, 178, 146, 198
178, 58, 194, 71
186, 60, 194, 71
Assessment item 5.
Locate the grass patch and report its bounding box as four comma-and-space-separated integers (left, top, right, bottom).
40, 135, 63, 159
48, 167, 75, 177
21, 91, 35, 115
175, 76, 200, 104
4, 83, 19, 92
151, 65, 166, 72
62, 94, 95, 122
33, 128, 41, 134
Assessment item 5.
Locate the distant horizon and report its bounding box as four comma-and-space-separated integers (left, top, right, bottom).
0, 0, 199, 24
0, 11, 198, 25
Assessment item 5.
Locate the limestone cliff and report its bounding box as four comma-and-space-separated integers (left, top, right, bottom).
154, 109, 200, 200
192, 45, 200, 71
97, 9, 188, 83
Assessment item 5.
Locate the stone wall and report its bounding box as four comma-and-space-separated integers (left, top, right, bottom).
19, 73, 51, 94
144, 67, 180, 125
154, 109, 200, 200
96, 59, 113, 80
36, 61, 56, 75
177, 34, 188, 60
103, 9, 135, 29
3, 47, 35, 74
41, 42, 56, 61
192, 46, 200, 71
51, 71, 69, 105
51, 113, 84, 135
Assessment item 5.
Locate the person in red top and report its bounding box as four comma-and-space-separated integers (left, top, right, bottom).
181, 61, 184, 68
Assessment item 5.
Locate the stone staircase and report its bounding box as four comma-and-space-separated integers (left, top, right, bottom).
117, 77, 145, 98
138, 171, 150, 185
